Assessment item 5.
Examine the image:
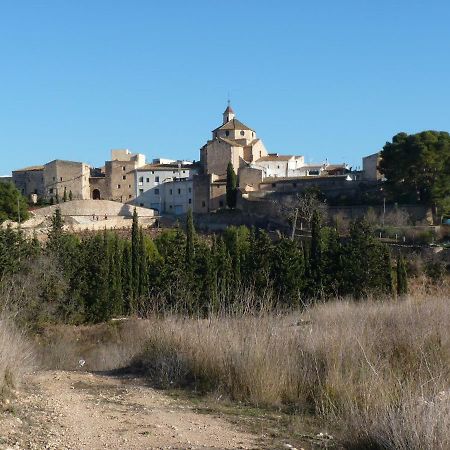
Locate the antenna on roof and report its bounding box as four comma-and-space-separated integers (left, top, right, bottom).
227, 91, 231, 107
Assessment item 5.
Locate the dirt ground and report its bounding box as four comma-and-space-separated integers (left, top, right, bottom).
0, 371, 337, 450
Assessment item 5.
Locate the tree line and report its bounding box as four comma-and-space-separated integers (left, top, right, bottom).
0, 208, 408, 325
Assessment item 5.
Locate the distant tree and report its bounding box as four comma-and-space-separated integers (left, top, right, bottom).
69, 190, 73, 201
63, 187, 68, 202
137, 228, 149, 308
310, 210, 324, 290
226, 162, 237, 209
121, 241, 133, 314
0, 182, 29, 223
396, 255, 408, 296
185, 208, 195, 268
379, 131, 450, 209
131, 208, 140, 307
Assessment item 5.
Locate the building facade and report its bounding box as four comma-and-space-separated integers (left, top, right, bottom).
133, 161, 197, 214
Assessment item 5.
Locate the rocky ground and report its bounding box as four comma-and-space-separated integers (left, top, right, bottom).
0, 371, 337, 450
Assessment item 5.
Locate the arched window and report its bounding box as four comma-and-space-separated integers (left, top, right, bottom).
240, 130, 245, 136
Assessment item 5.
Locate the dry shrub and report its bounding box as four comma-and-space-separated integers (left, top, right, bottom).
0, 313, 34, 396
132, 292, 450, 449
37, 318, 151, 372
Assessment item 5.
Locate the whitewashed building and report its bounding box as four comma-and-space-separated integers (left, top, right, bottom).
134, 160, 198, 214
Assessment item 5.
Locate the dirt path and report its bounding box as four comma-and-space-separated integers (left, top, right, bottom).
0, 370, 259, 450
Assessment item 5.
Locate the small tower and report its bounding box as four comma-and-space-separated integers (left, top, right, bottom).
223, 102, 235, 124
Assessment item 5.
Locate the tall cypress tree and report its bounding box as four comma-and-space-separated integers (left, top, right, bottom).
185, 208, 195, 269
63, 187, 68, 202
122, 241, 134, 314
397, 255, 408, 296
131, 208, 140, 301
138, 228, 149, 306
108, 233, 123, 317
381, 246, 394, 295
310, 210, 324, 292
226, 162, 237, 209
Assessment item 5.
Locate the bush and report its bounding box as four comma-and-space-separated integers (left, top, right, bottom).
0, 313, 34, 397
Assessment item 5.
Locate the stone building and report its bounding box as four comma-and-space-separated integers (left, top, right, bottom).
12, 165, 45, 198
200, 105, 269, 176
102, 149, 146, 202
43, 160, 90, 200
362, 152, 382, 180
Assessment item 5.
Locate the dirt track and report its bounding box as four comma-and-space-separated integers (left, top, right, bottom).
0, 371, 258, 450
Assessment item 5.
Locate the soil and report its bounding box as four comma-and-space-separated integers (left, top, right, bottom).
0, 371, 337, 450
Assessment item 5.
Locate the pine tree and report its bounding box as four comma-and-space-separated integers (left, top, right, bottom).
226, 162, 237, 209
397, 255, 408, 296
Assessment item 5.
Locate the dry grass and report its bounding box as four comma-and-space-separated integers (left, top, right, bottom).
129, 290, 450, 449
0, 313, 34, 397
38, 286, 450, 449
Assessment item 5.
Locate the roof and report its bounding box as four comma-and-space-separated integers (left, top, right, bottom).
223, 105, 234, 114
136, 163, 195, 171
256, 155, 294, 162
261, 174, 351, 184
213, 118, 254, 132
13, 165, 45, 172
218, 137, 244, 147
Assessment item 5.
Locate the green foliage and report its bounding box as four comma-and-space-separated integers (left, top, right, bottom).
396, 255, 408, 295
226, 162, 237, 209
379, 131, 450, 210
0, 215, 406, 324
0, 182, 29, 223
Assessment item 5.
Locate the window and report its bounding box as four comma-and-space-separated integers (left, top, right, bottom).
155, 176, 160, 182
169, 205, 172, 209
139, 189, 144, 194
117, 184, 121, 189
123, 175, 126, 180
188, 187, 192, 193
139, 176, 144, 183
202, 201, 206, 207
225, 131, 230, 136
139, 203, 144, 207
240, 130, 245, 136
188, 198, 192, 204
128, 194, 132, 198
122, 166, 126, 171
49, 188, 54, 194
128, 185, 131, 188
182, 170, 186, 174
177, 188, 181, 194
146, 178, 150, 183
172, 170, 176, 174
60, 177, 63, 181
154, 189, 159, 195
169, 189, 173, 195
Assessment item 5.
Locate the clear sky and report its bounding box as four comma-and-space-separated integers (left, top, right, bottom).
1, 0, 450, 175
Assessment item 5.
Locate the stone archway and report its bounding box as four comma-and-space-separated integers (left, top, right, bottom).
92, 189, 101, 200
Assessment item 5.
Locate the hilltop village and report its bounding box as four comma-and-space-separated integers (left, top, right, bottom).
6, 105, 382, 222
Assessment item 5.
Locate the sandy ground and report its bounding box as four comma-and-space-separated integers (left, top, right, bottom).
0, 370, 259, 450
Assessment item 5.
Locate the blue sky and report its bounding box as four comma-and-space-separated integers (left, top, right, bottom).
1, 0, 450, 175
